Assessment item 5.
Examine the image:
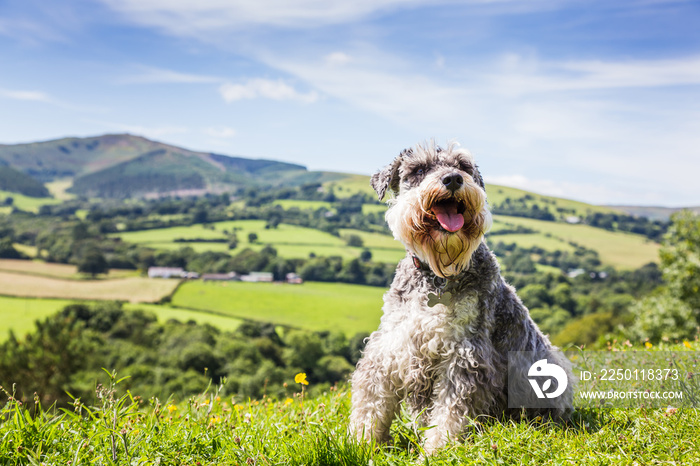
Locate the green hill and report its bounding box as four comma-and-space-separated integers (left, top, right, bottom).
0, 164, 50, 197
0, 134, 313, 198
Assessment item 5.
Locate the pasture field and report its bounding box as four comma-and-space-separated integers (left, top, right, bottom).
172, 281, 384, 336
44, 179, 76, 200
123, 302, 243, 331
323, 174, 615, 218
272, 199, 334, 211
0, 270, 179, 303
0, 189, 62, 213
485, 184, 615, 217
487, 232, 577, 253
0, 258, 137, 279
0, 297, 243, 341
324, 173, 376, 198
497, 215, 659, 269
112, 215, 657, 269
0, 296, 75, 339
114, 220, 403, 261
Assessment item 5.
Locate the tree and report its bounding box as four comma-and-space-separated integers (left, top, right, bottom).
78, 246, 109, 278
248, 232, 258, 243
345, 234, 364, 248
629, 211, 700, 342
0, 237, 22, 259
360, 249, 372, 262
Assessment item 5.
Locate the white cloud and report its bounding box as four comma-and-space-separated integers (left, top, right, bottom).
325, 52, 352, 66
219, 79, 319, 103
89, 119, 190, 139
100, 0, 441, 32
118, 66, 223, 84
204, 126, 237, 138
487, 55, 700, 96
0, 88, 52, 102
0, 87, 105, 113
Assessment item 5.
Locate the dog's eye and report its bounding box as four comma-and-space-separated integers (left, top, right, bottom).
416, 168, 424, 176
459, 162, 473, 174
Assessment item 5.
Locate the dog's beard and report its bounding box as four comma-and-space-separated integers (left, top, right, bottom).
387, 181, 492, 278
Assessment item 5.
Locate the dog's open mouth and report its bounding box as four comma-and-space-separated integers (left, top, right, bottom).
430, 198, 466, 233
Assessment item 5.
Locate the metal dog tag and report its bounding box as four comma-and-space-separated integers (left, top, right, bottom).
427, 290, 452, 307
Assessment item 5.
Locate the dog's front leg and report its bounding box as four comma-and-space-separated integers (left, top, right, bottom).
422, 376, 472, 455
349, 351, 401, 444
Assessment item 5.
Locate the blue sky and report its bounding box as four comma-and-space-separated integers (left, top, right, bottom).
1, 0, 699, 206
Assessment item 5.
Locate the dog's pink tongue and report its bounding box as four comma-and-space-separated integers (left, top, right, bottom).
432, 203, 464, 232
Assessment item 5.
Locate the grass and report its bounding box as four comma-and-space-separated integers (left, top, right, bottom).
0, 297, 243, 341
485, 184, 615, 218
272, 199, 335, 211
0, 189, 62, 213
496, 215, 660, 269
0, 296, 75, 339
114, 220, 405, 262
172, 281, 384, 336
324, 173, 376, 199
0, 270, 180, 303
122, 303, 243, 332
1, 343, 699, 465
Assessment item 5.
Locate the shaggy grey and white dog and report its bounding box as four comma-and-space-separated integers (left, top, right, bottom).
349, 142, 572, 455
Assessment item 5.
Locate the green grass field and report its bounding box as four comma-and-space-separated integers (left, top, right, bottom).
114, 220, 405, 262
323, 173, 615, 219
172, 281, 384, 336
485, 184, 615, 217
496, 215, 659, 269
2, 342, 698, 465
0, 296, 243, 341
0, 189, 62, 213
0, 296, 75, 339
273, 199, 335, 211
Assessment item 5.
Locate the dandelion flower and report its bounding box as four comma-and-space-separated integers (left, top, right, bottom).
684, 341, 692, 349
645, 342, 653, 349
284, 398, 293, 405
295, 373, 309, 385
167, 405, 177, 413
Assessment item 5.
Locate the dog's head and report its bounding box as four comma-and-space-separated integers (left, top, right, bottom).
372, 142, 492, 278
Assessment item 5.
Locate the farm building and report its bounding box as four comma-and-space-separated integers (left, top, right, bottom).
202, 272, 240, 282
148, 267, 199, 279
240, 272, 274, 283
148, 267, 185, 279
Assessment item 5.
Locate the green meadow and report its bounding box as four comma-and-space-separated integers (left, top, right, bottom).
0, 296, 243, 341
497, 215, 660, 269
114, 219, 407, 262
0, 189, 62, 213
172, 280, 384, 336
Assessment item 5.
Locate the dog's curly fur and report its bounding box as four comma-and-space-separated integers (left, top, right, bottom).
349, 142, 572, 455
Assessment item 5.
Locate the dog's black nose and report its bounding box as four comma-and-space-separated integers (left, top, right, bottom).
442, 173, 463, 192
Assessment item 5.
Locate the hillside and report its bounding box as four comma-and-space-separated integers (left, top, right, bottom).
0, 134, 313, 198
0, 164, 50, 197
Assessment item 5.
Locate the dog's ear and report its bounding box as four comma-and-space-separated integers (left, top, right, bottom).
370, 149, 409, 201
472, 164, 485, 189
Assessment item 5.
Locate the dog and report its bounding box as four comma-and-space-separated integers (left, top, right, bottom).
349, 142, 572, 455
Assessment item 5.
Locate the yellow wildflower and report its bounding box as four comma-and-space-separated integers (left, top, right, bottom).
295, 372, 309, 385
167, 405, 177, 413
684, 341, 693, 349
284, 398, 293, 405
645, 342, 653, 349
